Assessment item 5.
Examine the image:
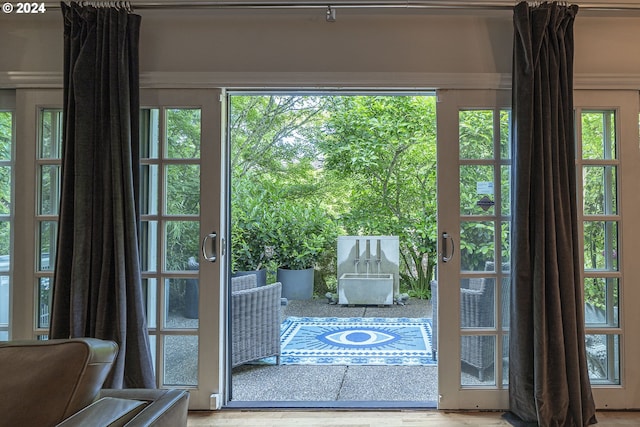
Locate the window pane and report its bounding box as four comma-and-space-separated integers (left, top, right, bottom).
500, 165, 510, 216
165, 165, 200, 215
501, 222, 510, 269
583, 221, 618, 271
586, 334, 619, 384
460, 277, 495, 329
140, 221, 158, 272
166, 109, 201, 159
460, 221, 495, 272
460, 165, 495, 216
143, 278, 157, 329
0, 276, 8, 335
0, 111, 12, 161
502, 333, 509, 386
499, 110, 511, 160
461, 335, 495, 385
459, 110, 494, 160
0, 166, 11, 214
583, 166, 617, 215
501, 275, 510, 330
165, 221, 199, 271
164, 335, 198, 386
141, 164, 159, 215
584, 277, 619, 327
39, 165, 60, 215
38, 221, 56, 272
582, 111, 616, 160
38, 277, 52, 328
39, 109, 63, 159
0, 222, 9, 264
164, 278, 199, 329
140, 109, 160, 159
148, 335, 157, 374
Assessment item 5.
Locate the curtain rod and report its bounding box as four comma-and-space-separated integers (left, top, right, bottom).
49, 1, 640, 11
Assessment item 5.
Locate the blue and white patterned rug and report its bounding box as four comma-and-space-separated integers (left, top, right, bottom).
273, 316, 435, 366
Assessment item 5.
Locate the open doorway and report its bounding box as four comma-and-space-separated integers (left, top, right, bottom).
227, 92, 439, 407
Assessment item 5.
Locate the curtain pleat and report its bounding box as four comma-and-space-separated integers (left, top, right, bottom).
50, 1, 155, 389
510, 2, 596, 426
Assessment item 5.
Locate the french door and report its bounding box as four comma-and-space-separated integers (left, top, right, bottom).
9, 87, 640, 412
436, 89, 640, 410
12, 88, 226, 409
573, 90, 640, 408
436, 89, 511, 409
139, 89, 225, 409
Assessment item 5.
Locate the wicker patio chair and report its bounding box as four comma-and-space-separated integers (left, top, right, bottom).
460, 277, 495, 381
430, 276, 497, 380
430, 280, 438, 361
231, 274, 282, 367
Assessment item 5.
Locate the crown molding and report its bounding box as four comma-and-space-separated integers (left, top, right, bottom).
2, 71, 640, 91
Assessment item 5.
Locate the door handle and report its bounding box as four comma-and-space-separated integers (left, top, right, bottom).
442, 232, 455, 263
201, 231, 218, 263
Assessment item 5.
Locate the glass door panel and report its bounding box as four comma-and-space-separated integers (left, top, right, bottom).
458, 105, 510, 389
140, 106, 202, 388
35, 108, 62, 339
140, 89, 223, 410
436, 90, 510, 409
576, 103, 623, 389
574, 91, 640, 409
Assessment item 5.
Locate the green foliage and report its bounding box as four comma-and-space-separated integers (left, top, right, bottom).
318, 96, 438, 297
230, 96, 327, 177
229, 95, 441, 298
229, 96, 342, 291
0, 111, 12, 257
231, 172, 340, 272
162, 109, 202, 271
457, 109, 511, 272
166, 109, 201, 159
271, 200, 339, 270
231, 178, 278, 272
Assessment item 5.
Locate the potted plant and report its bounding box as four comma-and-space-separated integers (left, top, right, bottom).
230, 205, 274, 288
274, 201, 337, 300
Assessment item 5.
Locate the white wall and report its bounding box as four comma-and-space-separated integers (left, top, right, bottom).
2, 8, 640, 88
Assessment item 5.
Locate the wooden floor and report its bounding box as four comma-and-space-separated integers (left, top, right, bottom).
188, 409, 640, 426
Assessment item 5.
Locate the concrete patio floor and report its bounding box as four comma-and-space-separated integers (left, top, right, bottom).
229, 297, 441, 407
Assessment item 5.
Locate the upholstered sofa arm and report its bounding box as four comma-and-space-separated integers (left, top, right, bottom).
55, 397, 147, 427
97, 389, 189, 427
0, 338, 118, 427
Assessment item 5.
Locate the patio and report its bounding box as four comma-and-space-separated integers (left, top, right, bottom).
229, 297, 496, 406
164, 292, 502, 405
231, 297, 437, 405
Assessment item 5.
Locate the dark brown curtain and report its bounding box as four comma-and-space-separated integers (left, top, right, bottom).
50, 1, 155, 389
510, 2, 596, 425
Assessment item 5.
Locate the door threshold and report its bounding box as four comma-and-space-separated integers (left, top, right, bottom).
224, 400, 438, 410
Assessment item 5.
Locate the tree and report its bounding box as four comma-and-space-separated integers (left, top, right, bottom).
229, 96, 340, 289
230, 96, 328, 178
317, 96, 438, 298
